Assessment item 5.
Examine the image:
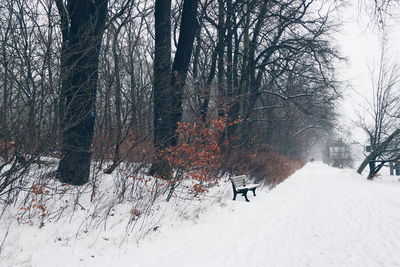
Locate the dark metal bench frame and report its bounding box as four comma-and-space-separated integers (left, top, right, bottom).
368, 159, 400, 179
230, 175, 259, 202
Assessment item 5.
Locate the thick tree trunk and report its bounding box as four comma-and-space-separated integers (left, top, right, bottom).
170, 0, 199, 146
149, 0, 172, 178
56, 0, 108, 185
357, 156, 372, 174
357, 151, 380, 175
150, 0, 199, 177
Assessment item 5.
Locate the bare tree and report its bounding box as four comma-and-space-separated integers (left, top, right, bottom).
0, 0, 343, 198
150, 0, 199, 178
56, 0, 108, 185
356, 45, 400, 178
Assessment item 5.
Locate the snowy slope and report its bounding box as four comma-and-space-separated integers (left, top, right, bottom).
3, 163, 400, 267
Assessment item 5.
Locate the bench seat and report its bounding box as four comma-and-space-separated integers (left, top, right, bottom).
236, 184, 259, 191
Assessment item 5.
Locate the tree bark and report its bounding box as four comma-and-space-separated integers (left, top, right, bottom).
150, 0, 199, 177
149, 0, 172, 177
104, 24, 124, 174
56, 0, 108, 185
216, 0, 226, 118
357, 153, 376, 174
170, 0, 199, 146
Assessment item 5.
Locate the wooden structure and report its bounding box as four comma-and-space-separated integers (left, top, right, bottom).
368, 160, 400, 179
389, 162, 400, 176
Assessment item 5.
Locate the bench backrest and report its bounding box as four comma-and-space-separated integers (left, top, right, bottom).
231, 175, 247, 188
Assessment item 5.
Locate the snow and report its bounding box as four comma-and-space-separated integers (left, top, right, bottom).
2, 162, 400, 267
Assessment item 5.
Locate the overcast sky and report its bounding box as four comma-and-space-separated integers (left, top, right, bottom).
335, 0, 400, 143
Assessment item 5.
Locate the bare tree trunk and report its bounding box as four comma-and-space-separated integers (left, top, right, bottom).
104, 21, 127, 174
200, 48, 217, 122
357, 154, 375, 174
169, 0, 199, 146
150, 0, 199, 177
56, 0, 108, 185
149, 0, 172, 178
226, 0, 233, 100
1, 42, 9, 140
216, 0, 226, 118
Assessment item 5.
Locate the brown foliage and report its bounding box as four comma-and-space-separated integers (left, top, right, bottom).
163, 118, 226, 182
225, 149, 306, 187
158, 117, 242, 193
92, 131, 154, 164
0, 140, 15, 163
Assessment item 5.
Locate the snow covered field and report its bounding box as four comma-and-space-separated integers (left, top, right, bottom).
2, 163, 400, 267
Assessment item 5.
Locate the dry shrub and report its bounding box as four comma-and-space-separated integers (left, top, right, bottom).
225, 149, 305, 187
92, 131, 154, 164
162, 115, 304, 191
92, 134, 113, 160
152, 117, 241, 197
162, 118, 228, 193
119, 131, 154, 163
0, 140, 15, 163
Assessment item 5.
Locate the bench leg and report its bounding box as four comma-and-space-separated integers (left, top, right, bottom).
242, 190, 249, 202
233, 191, 237, 201
251, 188, 256, 196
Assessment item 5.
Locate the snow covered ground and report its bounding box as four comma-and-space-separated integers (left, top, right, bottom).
2, 162, 400, 267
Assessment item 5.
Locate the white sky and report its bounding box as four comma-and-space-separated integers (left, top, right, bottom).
335, 0, 400, 143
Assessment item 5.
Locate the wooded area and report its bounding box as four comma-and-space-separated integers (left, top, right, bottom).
0, 0, 342, 200
2, 1, 400, 264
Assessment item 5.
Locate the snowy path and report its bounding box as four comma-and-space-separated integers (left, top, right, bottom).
87, 163, 400, 267
7, 163, 400, 267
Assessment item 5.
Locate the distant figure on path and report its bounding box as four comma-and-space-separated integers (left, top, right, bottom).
310, 158, 314, 163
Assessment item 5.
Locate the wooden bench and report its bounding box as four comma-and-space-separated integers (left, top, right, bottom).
230, 175, 260, 202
